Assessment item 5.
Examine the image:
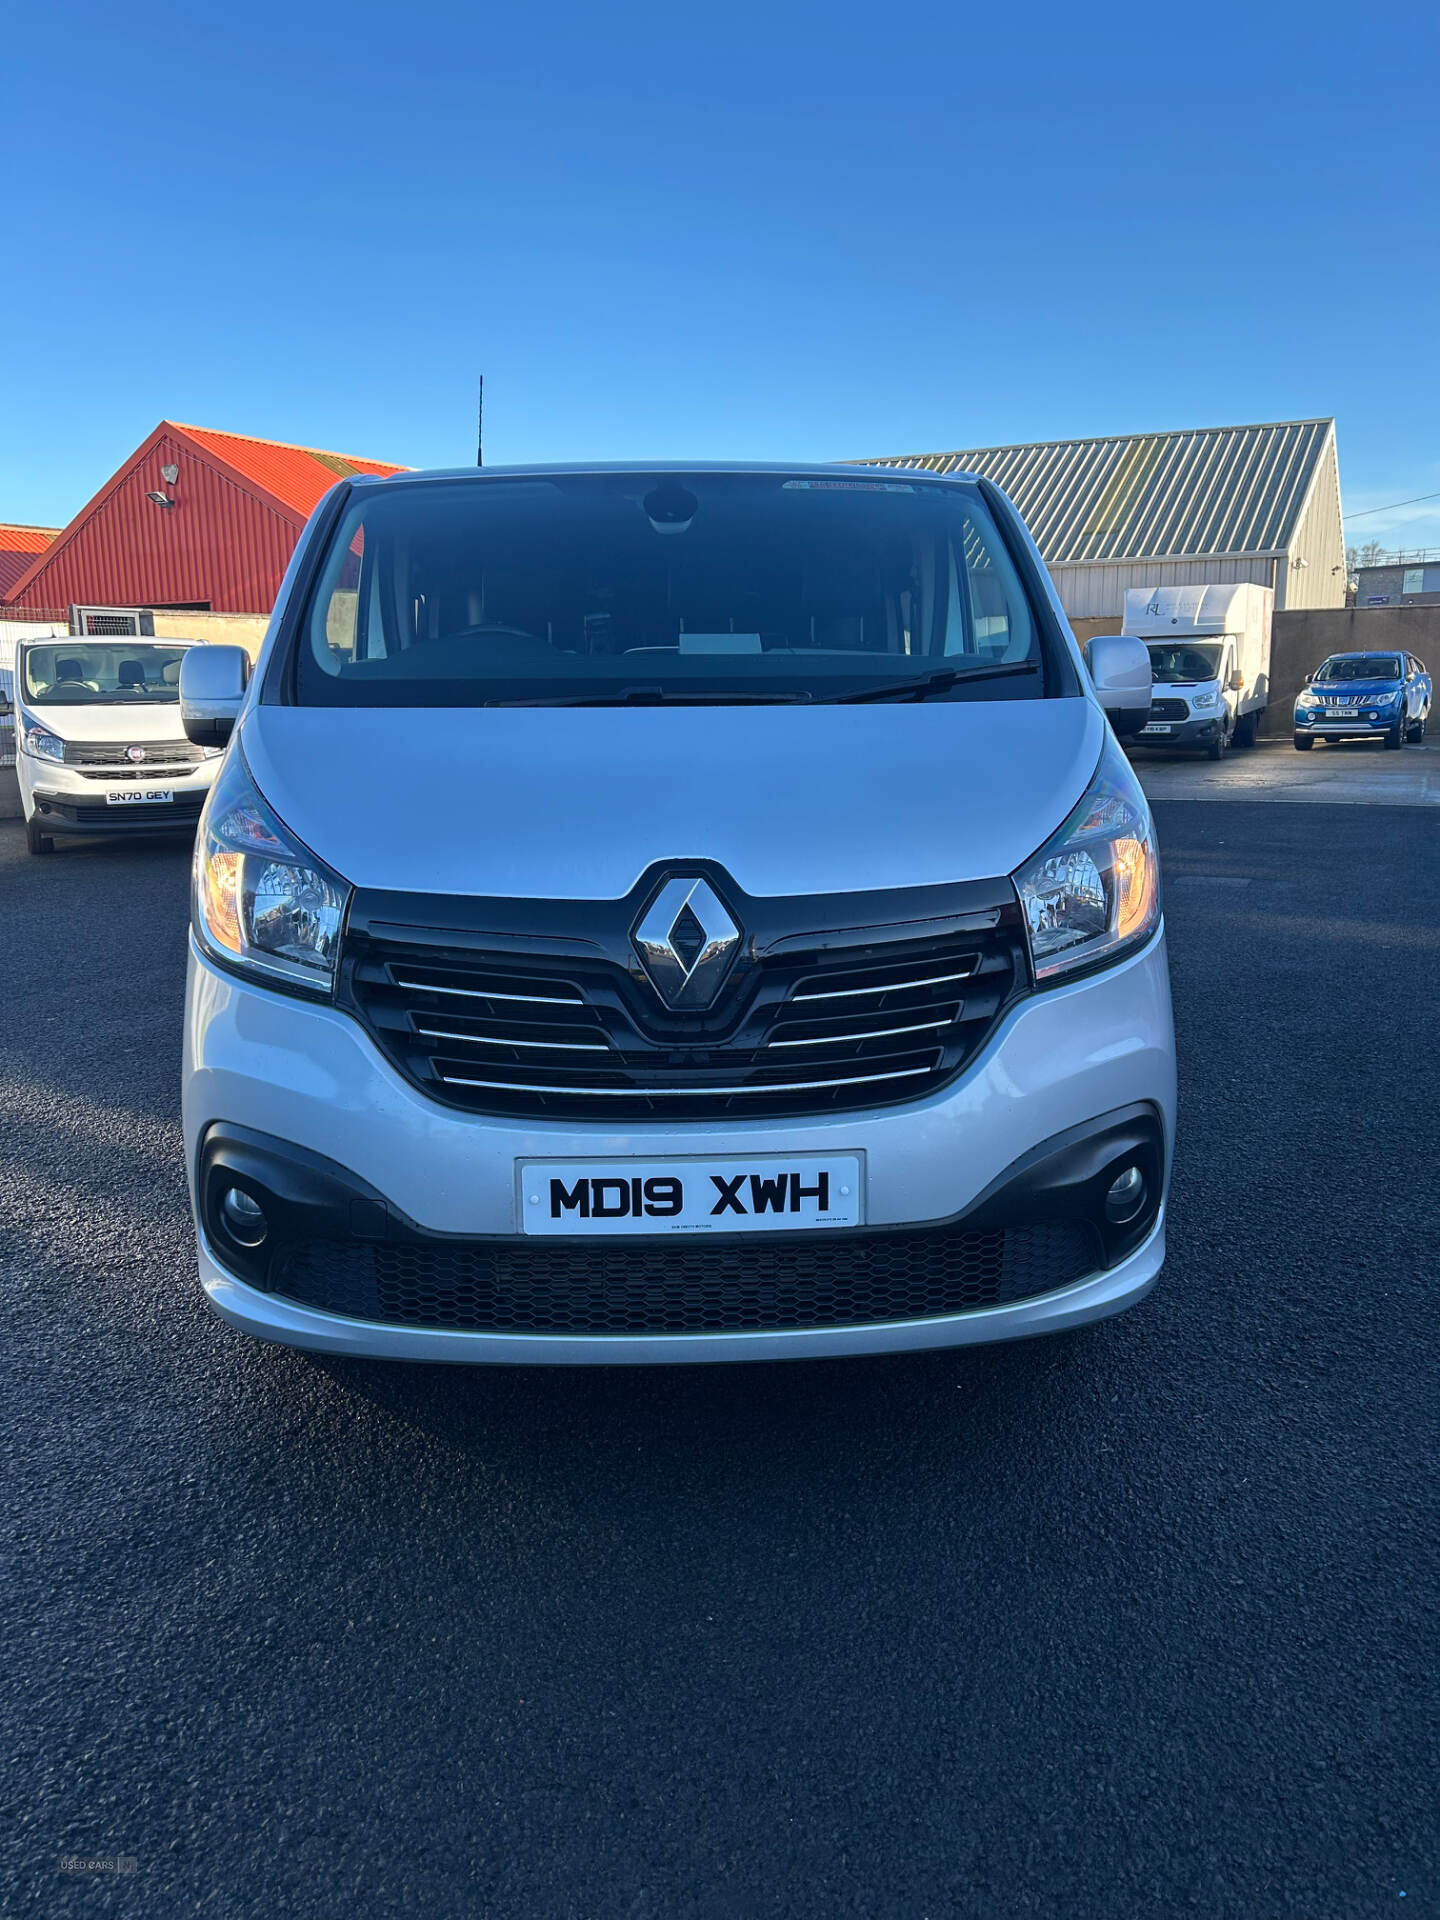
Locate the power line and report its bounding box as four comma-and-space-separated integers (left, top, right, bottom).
1344, 488, 1440, 521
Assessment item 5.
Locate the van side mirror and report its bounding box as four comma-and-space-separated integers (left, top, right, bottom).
181, 645, 249, 747
1083, 633, 1152, 739
1227, 670, 1243, 692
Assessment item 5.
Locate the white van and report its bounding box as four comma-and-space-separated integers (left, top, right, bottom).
1127, 584, 1273, 759
180, 463, 1175, 1365
14, 638, 225, 854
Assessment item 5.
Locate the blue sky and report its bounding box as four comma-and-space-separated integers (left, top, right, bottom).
5, 0, 1438, 550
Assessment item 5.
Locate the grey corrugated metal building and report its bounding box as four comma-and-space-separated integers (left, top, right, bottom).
858, 418, 1346, 620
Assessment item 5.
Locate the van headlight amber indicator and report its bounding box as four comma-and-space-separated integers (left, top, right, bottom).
193, 747, 349, 992
1012, 736, 1161, 982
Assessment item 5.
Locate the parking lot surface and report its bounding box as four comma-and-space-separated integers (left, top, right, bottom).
1133, 733, 1440, 806
3, 794, 1437, 1917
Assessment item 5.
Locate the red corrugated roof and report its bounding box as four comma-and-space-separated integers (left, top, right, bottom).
1, 423, 409, 611
0, 523, 61, 552
172, 424, 408, 520
0, 525, 61, 597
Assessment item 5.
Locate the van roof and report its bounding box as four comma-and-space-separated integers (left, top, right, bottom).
349, 461, 982, 487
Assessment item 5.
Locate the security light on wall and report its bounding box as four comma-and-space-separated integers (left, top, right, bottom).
146, 490, 175, 509
160, 463, 179, 484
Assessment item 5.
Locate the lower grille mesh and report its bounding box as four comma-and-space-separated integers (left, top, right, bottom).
268, 1220, 1101, 1335
49, 797, 205, 826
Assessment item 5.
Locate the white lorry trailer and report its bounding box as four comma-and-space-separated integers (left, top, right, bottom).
1126, 583, 1273, 759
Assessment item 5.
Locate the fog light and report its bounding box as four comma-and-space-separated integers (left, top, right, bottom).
1105, 1165, 1147, 1225
220, 1186, 267, 1247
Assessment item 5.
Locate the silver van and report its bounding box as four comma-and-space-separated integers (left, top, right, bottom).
180, 464, 1172, 1363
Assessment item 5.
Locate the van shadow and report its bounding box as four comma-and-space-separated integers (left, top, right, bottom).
300, 1324, 1112, 1501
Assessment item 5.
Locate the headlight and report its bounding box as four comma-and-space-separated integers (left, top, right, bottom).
193, 746, 350, 992
1191, 690, 1219, 709
1296, 691, 1320, 708
23, 724, 65, 763
1012, 735, 1161, 982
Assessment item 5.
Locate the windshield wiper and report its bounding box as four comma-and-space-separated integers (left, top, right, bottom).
485, 685, 813, 708
827, 661, 1039, 704
483, 660, 1040, 708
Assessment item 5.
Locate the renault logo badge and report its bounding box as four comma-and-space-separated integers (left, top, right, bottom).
632, 876, 741, 1010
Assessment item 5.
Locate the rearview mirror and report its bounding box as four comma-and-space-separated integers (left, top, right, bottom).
1083, 633, 1152, 739
1227, 670, 1243, 692
181, 645, 249, 747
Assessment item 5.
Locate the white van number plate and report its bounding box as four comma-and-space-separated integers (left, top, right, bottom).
1138, 723, 1172, 736
107, 788, 173, 805
519, 1155, 863, 1236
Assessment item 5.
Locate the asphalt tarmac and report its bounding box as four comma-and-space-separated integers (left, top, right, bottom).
3, 794, 1436, 1917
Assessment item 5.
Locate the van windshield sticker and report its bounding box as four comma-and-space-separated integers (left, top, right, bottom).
781, 479, 916, 492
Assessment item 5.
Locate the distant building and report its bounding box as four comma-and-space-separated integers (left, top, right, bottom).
0, 523, 60, 598
2, 422, 406, 619
1353, 559, 1440, 608
857, 418, 1346, 623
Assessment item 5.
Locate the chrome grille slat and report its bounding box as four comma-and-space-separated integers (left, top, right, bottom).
416, 1025, 610, 1052
767, 1017, 954, 1049
393, 976, 584, 1007
437, 1066, 934, 1097
790, 964, 978, 1002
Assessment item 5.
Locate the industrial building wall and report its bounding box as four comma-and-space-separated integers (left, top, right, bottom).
7, 428, 301, 616
1046, 555, 1280, 621
1280, 435, 1347, 611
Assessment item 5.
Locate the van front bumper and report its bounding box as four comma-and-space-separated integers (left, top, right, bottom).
184, 929, 1176, 1363
26, 759, 216, 835
1135, 715, 1223, 748
1293, 708, 1397, 737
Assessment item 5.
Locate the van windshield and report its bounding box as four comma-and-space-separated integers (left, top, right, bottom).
21, 643, 188, 704
1312, 655, 1401, 683
1146, 643, 1223, 683
295, 473, 1050, 707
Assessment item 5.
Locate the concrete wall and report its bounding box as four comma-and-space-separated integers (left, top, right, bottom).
1260, 605, 1440, 737
1069, 615, 1121, 647
150, 609, 270, 660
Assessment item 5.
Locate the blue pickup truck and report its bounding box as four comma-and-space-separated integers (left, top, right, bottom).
1293, 651, 1432, 750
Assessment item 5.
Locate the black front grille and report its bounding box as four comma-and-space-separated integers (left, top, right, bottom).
269, 1220, 1101, 1335
341, 874, 1029, 1121
1148, 698, 1190, 722
77, 764, 204, 783
62, 738, 204, 767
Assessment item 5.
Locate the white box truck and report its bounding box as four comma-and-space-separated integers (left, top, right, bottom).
1126, 583, 1273, 759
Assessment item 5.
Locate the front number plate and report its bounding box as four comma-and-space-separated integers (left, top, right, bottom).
518, 1155, 864, 1235
1139, 723, 1172, 736
107, 788, 173, 805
